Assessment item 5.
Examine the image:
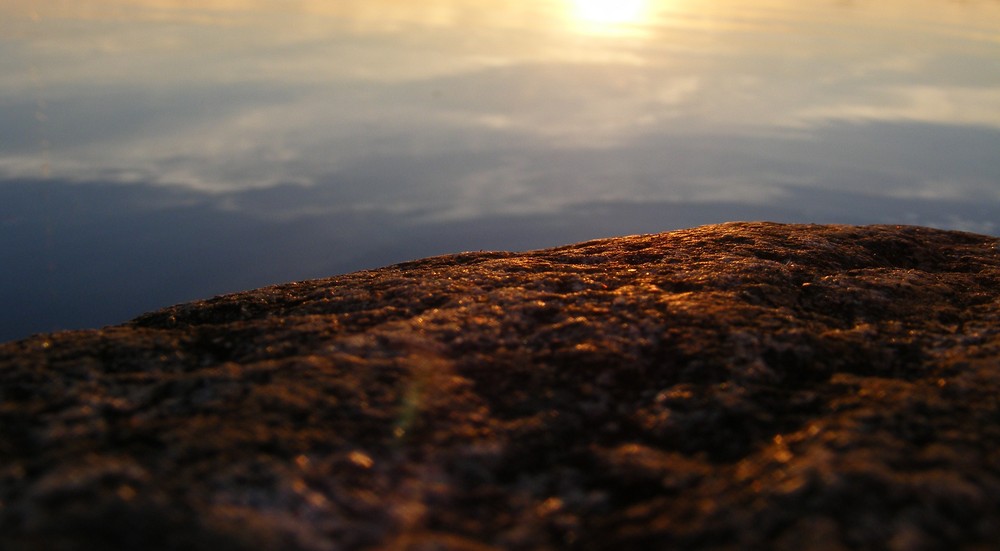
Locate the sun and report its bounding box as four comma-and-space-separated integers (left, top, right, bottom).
572, 0, 647, 25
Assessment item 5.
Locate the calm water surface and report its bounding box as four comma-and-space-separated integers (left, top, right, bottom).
2, 0, 999, 340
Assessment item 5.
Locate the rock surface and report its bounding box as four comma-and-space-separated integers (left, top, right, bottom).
2, 222, 999, 550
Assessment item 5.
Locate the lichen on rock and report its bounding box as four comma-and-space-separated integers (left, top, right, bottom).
1, 222, 999, 550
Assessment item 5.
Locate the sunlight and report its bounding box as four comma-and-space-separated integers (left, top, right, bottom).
572, 0, 647, 25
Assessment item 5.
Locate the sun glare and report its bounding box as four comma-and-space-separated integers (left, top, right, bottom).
572, 0, 647, 25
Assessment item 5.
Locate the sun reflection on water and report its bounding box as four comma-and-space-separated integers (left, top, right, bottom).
568, 0, 651, 34
573, 0, 646, 23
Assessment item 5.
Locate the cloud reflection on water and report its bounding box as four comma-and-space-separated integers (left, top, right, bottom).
1, 0, 999, 340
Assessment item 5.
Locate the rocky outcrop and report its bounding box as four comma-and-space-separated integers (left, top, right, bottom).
1, 222, 999, 550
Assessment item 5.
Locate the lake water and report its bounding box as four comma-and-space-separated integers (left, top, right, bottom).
2, 0, 999, 341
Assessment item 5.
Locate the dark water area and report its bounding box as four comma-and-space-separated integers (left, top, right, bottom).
2, 0, 999, 341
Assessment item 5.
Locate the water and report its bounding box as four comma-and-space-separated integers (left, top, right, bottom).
2, 0, 999, 341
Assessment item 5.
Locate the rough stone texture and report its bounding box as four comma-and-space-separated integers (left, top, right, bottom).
2, 222, 999, 551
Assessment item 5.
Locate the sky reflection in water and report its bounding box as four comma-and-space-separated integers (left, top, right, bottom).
1, 0, 999, 339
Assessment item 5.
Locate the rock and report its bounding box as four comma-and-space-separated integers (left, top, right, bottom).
1, 222, 999, 550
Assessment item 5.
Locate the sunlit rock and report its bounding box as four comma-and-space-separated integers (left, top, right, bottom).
2, 222, 999, 550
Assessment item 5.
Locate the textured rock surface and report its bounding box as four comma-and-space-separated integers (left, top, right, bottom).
2, 222, 999, 550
